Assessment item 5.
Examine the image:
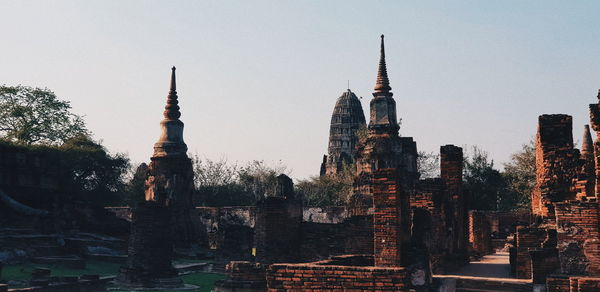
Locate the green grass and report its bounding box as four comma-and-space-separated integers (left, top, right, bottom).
1, 260, 121, 281
1, 260, 225, 292
181, 272, 226, 292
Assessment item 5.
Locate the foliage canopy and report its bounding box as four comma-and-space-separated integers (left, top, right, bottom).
0, 85, 88, 145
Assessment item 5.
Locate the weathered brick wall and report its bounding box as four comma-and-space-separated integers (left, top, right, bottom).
530, 248, 560, 284
254, 197, 302, 264
554, 200, 600, 275
413, 179, 447, 265
486, 210, 531, 238
533, 114, 578, 221
372, 168, 403, 267
574, 277, 600, 291
514, 227, 547, 279
300, 215, 373, 261
118, 201, 180, 286
546, 275, 570, 292
441, 145, 468, 258
469, 210, 493, 255
302, 206, 347, 223
588, 90, 600, 197
266, 262, 407, 291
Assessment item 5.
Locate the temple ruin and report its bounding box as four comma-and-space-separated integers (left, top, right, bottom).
3, 36, 600, 292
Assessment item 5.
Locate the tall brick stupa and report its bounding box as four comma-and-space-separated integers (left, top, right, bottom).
118, 67, 198, 288
351, 35, 418, 216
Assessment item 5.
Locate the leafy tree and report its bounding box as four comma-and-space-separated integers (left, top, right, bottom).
417, 151, 440, 179
192, 155, 239, 188
297, 162, 354, 207
59, 135, 130, 206
0, 85, 88, 145
463, 146, 507, 210
238, 160, 289, 201
190, 157, 289, 206
502, 140, 535, 210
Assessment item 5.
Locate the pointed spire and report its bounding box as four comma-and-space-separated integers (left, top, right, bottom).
582, 124, 594, 157
374, 34, 392, 94
164, 66, 181, 120
153, 66, 187, 158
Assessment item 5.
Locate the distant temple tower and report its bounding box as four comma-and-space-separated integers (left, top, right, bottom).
320, 89, 366, 176
351, 35, 418, 215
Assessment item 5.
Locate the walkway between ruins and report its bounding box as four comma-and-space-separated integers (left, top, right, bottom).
434, 252, 533, 291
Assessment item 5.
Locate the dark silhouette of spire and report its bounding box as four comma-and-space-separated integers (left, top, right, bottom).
582, 124, 594, 157
374, 34, 392, 94
164, 66, 181, 120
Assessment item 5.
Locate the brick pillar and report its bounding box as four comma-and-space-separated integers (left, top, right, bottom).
533, 115, 577, 221
441, 145, 467, 256
589, 89, 600, 197
118, 201, 182, 287
254, 175, 302, 264
373, 168, 403, 267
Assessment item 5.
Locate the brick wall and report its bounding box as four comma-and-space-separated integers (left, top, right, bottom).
554, 200, 600, 275
469, 210, 493, 255
514, 227, 547, 279
266, 262, 407, 291
546, 275, 570, 292
372, 168, 403, 267
254, 196, 302, 264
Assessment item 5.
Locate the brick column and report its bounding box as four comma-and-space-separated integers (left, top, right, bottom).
441, 145, 467, 256
534, 115, 577, 221
373, 168, 403, 267
589, 90, 600, 197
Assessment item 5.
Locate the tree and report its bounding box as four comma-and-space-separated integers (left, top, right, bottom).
0, 85, 88, 145
297, 162, 355, 207
238, 160, 289, 201
417, 151, 440, 179
60, 135, 130, 206
463, 146, 507, 210
190, 157, 289, 206
502, 140, 535, 210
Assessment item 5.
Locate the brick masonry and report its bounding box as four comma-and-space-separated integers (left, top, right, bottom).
266, 261, 406, 291
372, 168, 404, 267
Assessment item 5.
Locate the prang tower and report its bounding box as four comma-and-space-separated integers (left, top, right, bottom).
320, 89, 366, 176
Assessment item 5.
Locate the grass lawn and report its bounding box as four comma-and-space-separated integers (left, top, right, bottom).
1, 260, 225, 292
1, 260, 121, 281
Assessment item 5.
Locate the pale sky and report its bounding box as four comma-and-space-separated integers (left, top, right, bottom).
1, 1, 599, 179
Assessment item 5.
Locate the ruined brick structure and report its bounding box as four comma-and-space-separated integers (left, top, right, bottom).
320, 89, 366, 176
119, 67, 196, 288
440, 145, 469, 260
372, 169, 405, 267
532, 114, 579, 221
469, 210, 493, 256
254, 174, 302, 264
508, 92, 600, 290
217, 35, 476, 291
352, 35, 418, 222
117, 201, 182, 287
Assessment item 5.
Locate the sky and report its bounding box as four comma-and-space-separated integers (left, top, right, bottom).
1, 1, 599, 179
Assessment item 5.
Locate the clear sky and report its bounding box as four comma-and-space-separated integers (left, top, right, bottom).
1, 1, 599, 179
